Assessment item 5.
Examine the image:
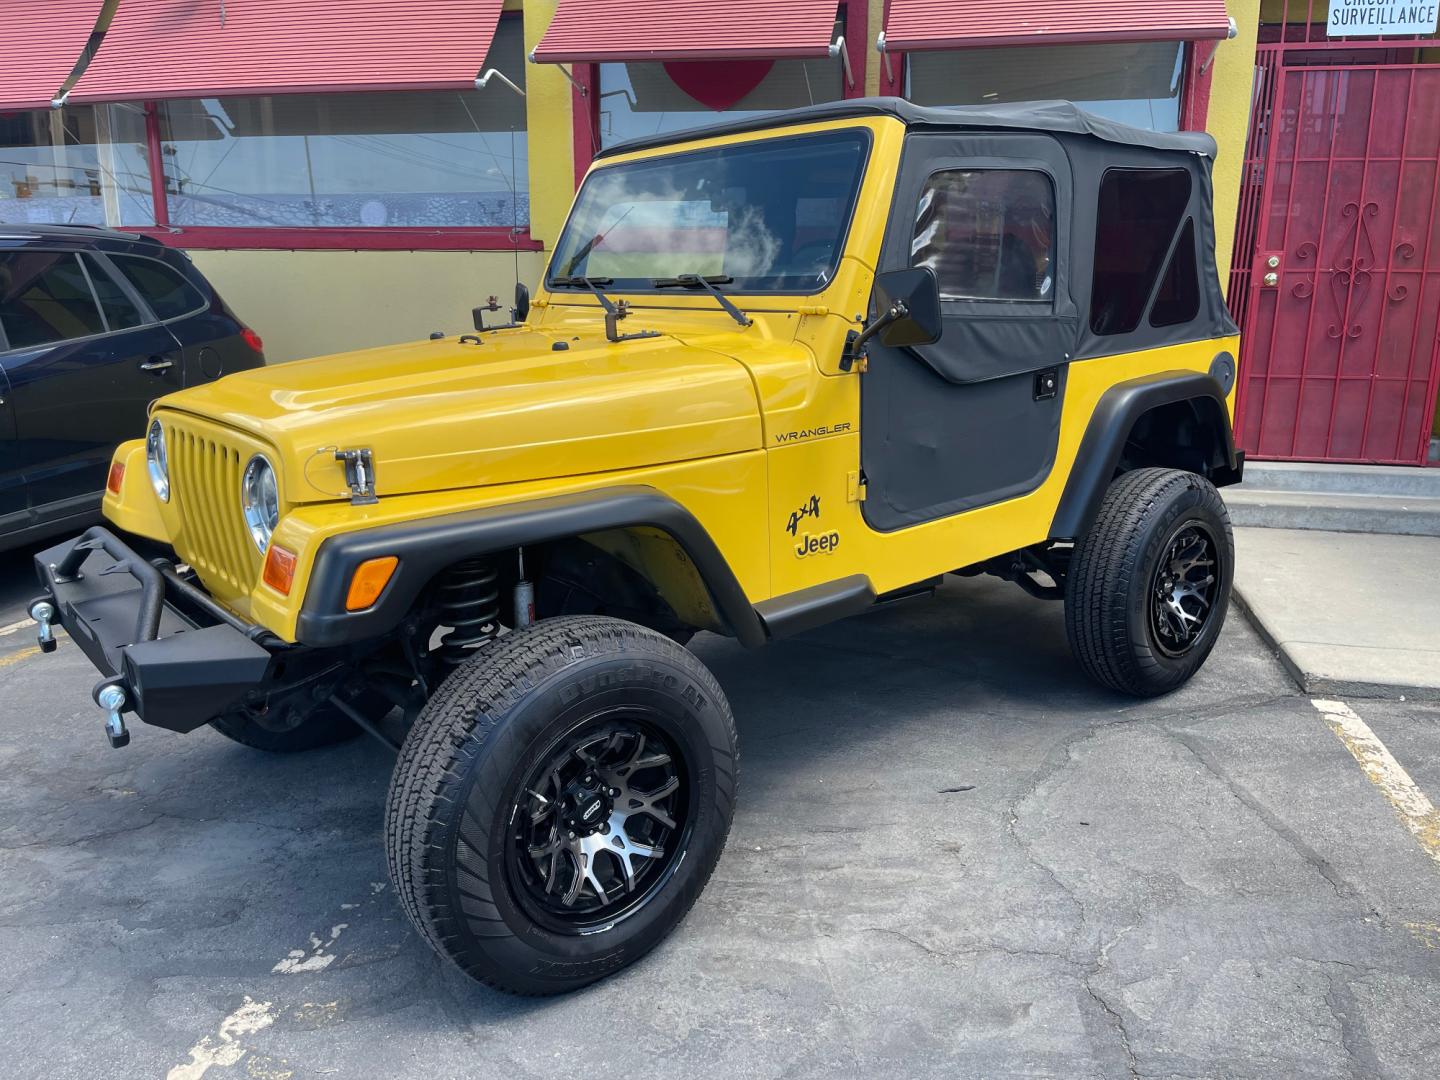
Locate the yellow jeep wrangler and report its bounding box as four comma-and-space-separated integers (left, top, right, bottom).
31, 99, 1243, 994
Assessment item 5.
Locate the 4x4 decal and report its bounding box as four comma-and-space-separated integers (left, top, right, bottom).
785, 494, 821, 537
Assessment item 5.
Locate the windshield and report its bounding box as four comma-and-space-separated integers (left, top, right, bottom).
548, 129, 870, 294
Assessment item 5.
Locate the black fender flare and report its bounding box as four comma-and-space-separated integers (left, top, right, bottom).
295, 486, 767, 649
1049, 369, 1241, 541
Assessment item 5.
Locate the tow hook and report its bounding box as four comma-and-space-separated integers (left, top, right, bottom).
94, 682, 131, 749
29, 600, 57, 653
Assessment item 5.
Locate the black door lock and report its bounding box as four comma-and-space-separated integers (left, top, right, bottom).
1033, 368, 1060, 401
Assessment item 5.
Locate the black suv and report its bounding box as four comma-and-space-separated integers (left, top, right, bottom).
0, 225, 264, 552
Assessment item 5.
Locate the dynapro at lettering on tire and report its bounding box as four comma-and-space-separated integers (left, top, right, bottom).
32, 98, 1242, 994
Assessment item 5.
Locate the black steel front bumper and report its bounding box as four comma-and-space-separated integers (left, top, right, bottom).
32, 527, 276, 736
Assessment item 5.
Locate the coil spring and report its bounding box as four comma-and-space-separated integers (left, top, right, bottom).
436, 557, 500, 663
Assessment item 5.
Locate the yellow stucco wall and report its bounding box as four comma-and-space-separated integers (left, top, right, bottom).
190, 250, 546, 363
1207, 0, 1262, 283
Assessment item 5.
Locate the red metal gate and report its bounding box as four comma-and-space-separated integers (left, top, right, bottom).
1234, 62, 1440, 464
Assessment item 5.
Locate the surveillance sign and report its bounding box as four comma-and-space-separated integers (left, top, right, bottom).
1328, 0, 1440, 35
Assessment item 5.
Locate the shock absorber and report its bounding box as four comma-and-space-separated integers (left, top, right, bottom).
435, 557, 500, 664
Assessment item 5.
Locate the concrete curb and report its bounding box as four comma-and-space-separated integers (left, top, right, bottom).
1232, 585, 1440, 703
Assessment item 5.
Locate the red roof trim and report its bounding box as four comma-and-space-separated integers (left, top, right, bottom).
0, 2, 106, 111
69, 0, 506, 103
882, 0, 1232, 52
532, 0, 841, 64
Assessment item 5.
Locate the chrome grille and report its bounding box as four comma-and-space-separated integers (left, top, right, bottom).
167, 422, 258, 592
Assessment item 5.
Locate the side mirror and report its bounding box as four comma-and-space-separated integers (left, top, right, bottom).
840, 267, 942, 371
874, 267, 942, 348
514, 281, 530, 323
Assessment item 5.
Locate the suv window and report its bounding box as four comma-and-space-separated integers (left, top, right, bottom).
1149, 218, 1200, 328
110, 254, 207, 320
911, 169, 1055, 304
0, 251, 106, 349
82, 255, 146, 330
1090, 168, 1191, 335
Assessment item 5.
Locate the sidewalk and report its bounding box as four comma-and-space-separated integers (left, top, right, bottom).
1232, 526, 1440, 701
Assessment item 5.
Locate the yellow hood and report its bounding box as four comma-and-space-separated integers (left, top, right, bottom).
157, 327, 762, 502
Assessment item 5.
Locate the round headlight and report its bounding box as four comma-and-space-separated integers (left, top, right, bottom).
240, 455, 280, 553
146, 419, 169, 502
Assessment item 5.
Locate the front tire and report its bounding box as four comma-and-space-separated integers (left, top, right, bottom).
385, 615, 737, 995
1065, 468, 1233, 696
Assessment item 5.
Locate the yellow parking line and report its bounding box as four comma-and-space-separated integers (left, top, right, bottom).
0, 645, 41, 669
1314, 698, 1440, 866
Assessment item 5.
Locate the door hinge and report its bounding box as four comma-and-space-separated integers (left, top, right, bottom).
847, 470, 867, 502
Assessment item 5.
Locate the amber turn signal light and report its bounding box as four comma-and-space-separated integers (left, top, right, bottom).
106, 461, 126, 494
345, 556, 398, 611
262, 544, 297, 596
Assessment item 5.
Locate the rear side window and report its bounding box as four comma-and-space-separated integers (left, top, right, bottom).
0, 251, 106, 349
83, 255, 146, 330
1089, 168, 1191, 335
912, 169, 1055, 305
110, 254, 206, 320
1149, 219, 1200, 328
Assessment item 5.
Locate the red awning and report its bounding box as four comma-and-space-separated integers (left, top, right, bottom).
882, 0, 1232, 52
0, 2, 106, 111
67, 0, 506, 103
532, 0, 840, 63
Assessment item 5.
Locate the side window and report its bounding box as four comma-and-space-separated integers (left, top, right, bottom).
911, 169, 1055, 305
0, 251, 107, 349
83, 255, 146, 330
109, 255, 206, 321
1149, 219, 1200, 328
1090, 168, 1191, 335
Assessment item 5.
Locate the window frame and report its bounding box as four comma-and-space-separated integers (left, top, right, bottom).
112, 11, 536, 252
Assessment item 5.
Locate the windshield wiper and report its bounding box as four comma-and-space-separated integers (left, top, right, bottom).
549, 275, 659, 344
652, 274, 751, 328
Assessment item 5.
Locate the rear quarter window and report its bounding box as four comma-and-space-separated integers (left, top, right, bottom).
1089, 167, 1192, 336
109, 254, 207, 321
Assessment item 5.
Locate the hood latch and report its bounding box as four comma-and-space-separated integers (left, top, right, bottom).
335, 448, 379, 506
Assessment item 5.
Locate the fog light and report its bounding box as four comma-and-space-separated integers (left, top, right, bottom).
346, 556, 399, 611
107, 461, 126, 494
262, 544, 297, 595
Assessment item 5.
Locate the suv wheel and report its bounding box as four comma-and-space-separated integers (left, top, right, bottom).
1064, 467, 1233, 697
385, 615, 737, 995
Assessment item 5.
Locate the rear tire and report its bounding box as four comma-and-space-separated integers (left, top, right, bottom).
385, 615, 737, 995
1065, 467, 1233, 697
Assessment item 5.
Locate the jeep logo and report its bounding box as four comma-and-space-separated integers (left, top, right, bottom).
795, 531, 840, 558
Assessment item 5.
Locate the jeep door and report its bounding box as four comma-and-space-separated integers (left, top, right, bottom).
0, 248, 183, 520
860, 133, 1076, 530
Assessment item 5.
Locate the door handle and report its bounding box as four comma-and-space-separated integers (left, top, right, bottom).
139, 358, 174, 372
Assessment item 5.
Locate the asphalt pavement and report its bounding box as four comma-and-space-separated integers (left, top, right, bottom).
2, 538, 1438, 1080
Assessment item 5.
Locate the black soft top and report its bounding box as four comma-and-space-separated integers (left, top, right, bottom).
597, 97, 1218, 161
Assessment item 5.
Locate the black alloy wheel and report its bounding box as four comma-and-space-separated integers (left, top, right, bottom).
1148, 520, 1220, 657
510, 715, 690, 933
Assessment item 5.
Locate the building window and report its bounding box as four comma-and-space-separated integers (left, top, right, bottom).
155, 18, 527, 230
907, 41, 1186, 132
1090, 167, 1192, 335
911, 169, 1055, 304
0, 105, 154, 226
597, 16, 847, 148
